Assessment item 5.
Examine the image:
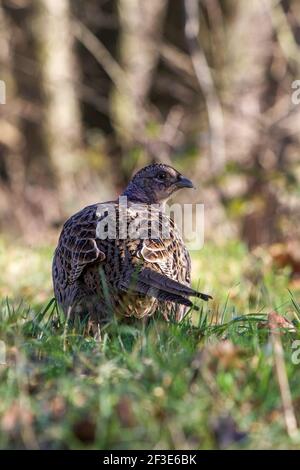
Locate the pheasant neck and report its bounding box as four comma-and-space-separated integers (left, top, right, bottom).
121, 183, 166, 210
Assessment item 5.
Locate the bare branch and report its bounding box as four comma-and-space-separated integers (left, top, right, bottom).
269, 313, 298, 439
73, 19, 128, 95
160, 43, 195, 79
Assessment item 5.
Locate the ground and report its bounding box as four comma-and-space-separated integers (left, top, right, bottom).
0, 238, 300, 449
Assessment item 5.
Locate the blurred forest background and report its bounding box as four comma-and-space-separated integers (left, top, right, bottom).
1, 0, 300, 450
0, 0, 300, 253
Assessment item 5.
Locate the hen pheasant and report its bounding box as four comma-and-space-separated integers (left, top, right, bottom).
52, 164, 212, 326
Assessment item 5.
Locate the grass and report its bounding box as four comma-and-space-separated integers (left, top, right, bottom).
0, 238, 300, 449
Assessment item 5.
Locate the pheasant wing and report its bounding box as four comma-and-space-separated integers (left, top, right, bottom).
59, 205, 106, 284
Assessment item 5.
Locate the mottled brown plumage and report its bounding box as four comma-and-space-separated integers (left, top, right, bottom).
52, 164, 211, 326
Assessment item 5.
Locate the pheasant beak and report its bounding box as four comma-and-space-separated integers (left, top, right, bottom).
176, 175, 195, 189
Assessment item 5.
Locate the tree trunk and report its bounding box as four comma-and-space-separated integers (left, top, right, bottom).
0, 2, 24, 233
37, 0, 84, 210
111, 0, 168, 154
227, 0, 300, 246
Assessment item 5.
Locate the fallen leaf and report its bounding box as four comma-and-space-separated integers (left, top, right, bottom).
267, 311, 296, 333
270, 242, 300, 277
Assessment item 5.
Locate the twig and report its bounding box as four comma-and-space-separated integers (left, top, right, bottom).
270, 322, 298, 439
161, 106, 185, 149
160, 43, 195, 78
73, 19, 128, 96
263, 0, 300, 70
184, 0, 226, 174
63, 305, 72, 352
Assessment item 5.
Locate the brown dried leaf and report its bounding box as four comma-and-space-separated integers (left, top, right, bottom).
270, 242, 300, 277
267, 311, 296, 333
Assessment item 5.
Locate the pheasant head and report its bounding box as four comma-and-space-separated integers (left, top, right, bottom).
122, 164, 194, 204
